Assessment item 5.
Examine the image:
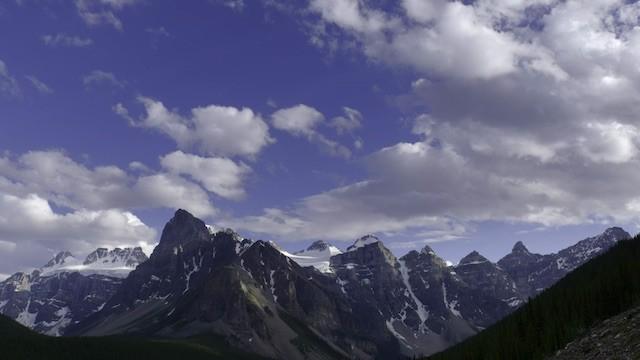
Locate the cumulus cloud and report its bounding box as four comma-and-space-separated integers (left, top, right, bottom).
160, 151, 251, 200
271, 104, 352, 158
83, 70, 125, 88
42, 33, 93, 47
0, 193, 155, 253
227, 126, 640, 244
118, 96, 274, 158
272, 104, 325, 136
224, 0, 640, 242
305, 0, 565, 80
0, 193, 156, 274
0, 150, 216, 217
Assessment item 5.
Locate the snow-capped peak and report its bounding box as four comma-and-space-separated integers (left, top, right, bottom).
279, 240, 342, 274
303, 240, 331, 252
346, 234, 380, 252
39, 247, 148, 278
42, 251, 75, 269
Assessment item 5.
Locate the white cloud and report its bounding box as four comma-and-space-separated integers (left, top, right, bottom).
330, 106, 362, 134
579, 121, 640, 164
305, 0, 565, 80
133, 174, 216, 217
0, 150, 216, 217
0, 193, 156, 273
0, 193, 155, 249
25, 75, 53, 94
227, 112, 640, 243
160, 151, 251, 200
272, 104, 325, 136
83, 70, 125, 88
120, 96, 274, 158
0, 59, 19, 97
42, 33, 93, 47
74, 0, 141, 30
271, 104, 352, 158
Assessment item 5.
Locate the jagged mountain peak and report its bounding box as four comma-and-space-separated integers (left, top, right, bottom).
458, 250, 490, 266
421, 244, 436, 256
43, 251, 74, 268
512, 241, 530, 254
157, 209, 210, 250
305, 240, 331, 252
600, 227, 630, 241
38, 247, 149, 279
346, 234, 380, 252
83, 247, 148, 267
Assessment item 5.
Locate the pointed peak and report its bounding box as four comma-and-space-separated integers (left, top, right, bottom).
159, 209, 209, 246
173, 208, 194, 218
459, 250, 490, 265
221, 227, 242, 241
420, 245, 436, 256
512, 241, 529, 253
306, 240, 330, 252
346, 234, 380, 252
601, 227, 630, 241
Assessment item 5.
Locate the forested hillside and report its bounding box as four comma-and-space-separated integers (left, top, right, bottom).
428, 236, 640, 360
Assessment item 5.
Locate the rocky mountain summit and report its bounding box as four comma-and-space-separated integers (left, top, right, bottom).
0, 247, 148, 335
497, 227, 630, 298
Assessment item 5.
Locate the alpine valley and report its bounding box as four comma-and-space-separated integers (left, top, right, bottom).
0, 210, 632, 359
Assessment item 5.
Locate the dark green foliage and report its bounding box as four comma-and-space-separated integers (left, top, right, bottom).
428, 236, 640, 360
0, 314, 268, 360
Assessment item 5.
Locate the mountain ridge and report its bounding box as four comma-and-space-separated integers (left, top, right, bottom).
2, 209, 631, 358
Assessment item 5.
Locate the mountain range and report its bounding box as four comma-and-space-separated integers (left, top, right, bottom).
0, 209, 631, 358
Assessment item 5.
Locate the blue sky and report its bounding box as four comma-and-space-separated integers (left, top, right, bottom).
1, 0, 640, 276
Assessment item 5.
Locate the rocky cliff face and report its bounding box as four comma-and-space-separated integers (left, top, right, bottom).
0, 247, 147, 335
68, 210, 385, 360
497, 227, 630, 298
548, 304, 640, 360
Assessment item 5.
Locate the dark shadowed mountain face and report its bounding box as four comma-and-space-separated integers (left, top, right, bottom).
4, 209, 630, 359
68, 210, 381, 360
0, 247, 148, 335
497, 227, 630, 298
428, 235, 640, 360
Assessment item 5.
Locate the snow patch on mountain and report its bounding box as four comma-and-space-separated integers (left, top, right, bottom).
40, 247, 147, 278
280, 240, 343, 273
398, 259, 428, 331
347, 235, 380, 252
